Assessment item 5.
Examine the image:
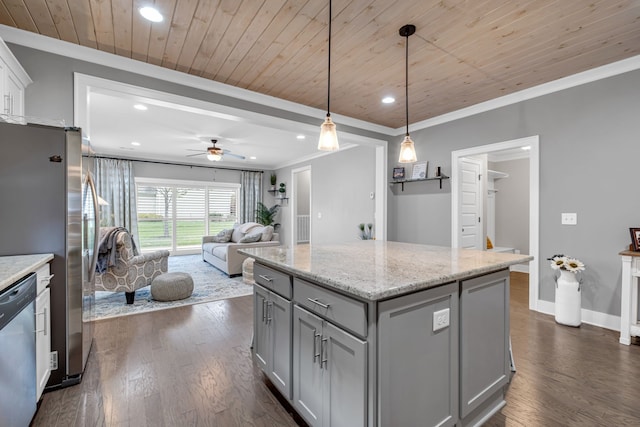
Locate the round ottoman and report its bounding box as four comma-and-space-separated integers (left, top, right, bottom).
242, 258, 255, 284
151, 272, 194, 301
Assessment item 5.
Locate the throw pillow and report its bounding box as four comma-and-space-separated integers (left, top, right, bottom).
239, 231, 262, 243
239, 222, 262, 233
211, 228, 233, 243
260, 225, 274, 242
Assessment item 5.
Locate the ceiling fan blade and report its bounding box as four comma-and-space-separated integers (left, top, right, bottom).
185, 148, 204, 152
185, 152, 206, 157
224, 152, 246, 160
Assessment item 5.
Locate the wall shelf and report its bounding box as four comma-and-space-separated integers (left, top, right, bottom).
390, 175, 450, 191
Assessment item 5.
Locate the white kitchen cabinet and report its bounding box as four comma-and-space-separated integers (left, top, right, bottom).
293, 305, 367, 427
0, 37, 31, 120
253, 283, 292, 399
35, 263, 53, 401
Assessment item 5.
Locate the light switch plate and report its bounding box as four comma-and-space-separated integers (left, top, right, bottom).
561, 213, 577, 225
433, 308, 450, 332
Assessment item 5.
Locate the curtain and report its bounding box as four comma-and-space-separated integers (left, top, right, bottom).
240, 171, 263, 224
95, 158, 139, 245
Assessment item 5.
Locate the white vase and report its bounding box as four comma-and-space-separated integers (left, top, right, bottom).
555, 269, 582, 326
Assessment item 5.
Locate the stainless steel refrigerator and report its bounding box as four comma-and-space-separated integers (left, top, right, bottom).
0, 121, 98, 389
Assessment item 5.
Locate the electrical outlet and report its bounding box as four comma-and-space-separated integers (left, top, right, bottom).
50, 350, 58, 370
433, 308, 450, 332
561, 213, 577, 225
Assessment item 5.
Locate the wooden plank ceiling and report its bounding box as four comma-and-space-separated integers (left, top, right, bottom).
1, 0, 639, 128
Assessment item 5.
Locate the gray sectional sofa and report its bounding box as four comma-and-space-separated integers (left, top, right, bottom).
202, 222, 280, 276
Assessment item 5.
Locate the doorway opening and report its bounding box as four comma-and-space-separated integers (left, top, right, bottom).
452, 136, 539, 311
291, 166, 311, 247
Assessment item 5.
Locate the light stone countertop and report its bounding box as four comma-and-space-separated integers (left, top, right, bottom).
240, 241, 533, 301
0, 254, 53, 293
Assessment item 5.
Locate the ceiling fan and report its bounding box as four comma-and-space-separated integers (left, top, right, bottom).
186, 140, 245, 161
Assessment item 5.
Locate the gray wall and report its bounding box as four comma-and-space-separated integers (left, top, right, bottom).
491, 159, 529, 254
276, 146, 376, 246
7, 43, 389, 144
388, 68, 640, 316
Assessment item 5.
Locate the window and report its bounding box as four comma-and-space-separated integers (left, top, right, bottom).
136, 179, 239, 254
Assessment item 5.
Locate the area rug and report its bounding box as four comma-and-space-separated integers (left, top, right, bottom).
92, 255, 252, 321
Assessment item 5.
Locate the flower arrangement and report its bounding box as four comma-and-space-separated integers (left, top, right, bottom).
548, 254, 585, 273
358, 223, 374, 240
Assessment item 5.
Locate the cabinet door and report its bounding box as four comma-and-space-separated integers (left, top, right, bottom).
459, 270, 509, 420
35, 287, 51, 401
322, 321, 366, 427
269, 291, 292, 399
253, 285, 269, 372
293, 306, 323, 427
378, 282, 459, 427
5, 69, 24, 117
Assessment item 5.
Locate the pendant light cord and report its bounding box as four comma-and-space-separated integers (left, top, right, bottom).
405, 32, 409, 136
327, 0, 332, 118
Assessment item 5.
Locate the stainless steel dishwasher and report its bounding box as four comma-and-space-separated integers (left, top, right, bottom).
0, 272, 37, 427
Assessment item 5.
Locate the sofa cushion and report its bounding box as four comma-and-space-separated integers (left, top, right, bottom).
260, 225, 274, 242
212, 245, 228, 261
202, 242, 229, 256
211, 228, 233, 243
239, 222, 262, 233
239, 231, 262, 243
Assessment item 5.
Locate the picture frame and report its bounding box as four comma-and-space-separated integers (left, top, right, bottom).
393, 167, 405, 180
630, 228, 640, 251
411, 161, 428, 180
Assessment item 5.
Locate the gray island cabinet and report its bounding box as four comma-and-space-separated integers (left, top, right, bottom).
240, 241, 532, 427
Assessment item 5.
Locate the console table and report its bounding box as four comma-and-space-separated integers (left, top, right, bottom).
620, 250, 640, 345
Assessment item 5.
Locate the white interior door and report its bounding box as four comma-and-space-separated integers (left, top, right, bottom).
459, 157, 482, 249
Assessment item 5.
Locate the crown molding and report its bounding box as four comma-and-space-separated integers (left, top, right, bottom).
0, 25, 396, 136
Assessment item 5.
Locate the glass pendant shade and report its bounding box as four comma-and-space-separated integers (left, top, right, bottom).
398, 135, 417, 163
207, 153, 222, 161
318, 116, 339, 151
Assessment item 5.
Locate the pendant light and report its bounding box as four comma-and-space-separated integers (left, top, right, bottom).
398, 24, 418, 163
318, 0, 339, 151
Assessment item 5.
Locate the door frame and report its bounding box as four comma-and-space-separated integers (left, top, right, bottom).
290, 165, 312, 248
451, 135, 539, 311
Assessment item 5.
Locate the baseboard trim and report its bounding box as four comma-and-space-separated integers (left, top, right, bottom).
535, 299, 620, 332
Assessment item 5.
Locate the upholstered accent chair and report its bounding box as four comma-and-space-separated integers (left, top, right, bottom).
95, 228, 170, 304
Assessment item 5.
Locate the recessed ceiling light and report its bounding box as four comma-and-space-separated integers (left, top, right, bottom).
296, 135, 305, 140
382, 96, 395, 104
134, 104, 148, 111
249, 156, 257, 160
521, 146, 531, 151
139, 6, 163, 23
131, 141, 141, 146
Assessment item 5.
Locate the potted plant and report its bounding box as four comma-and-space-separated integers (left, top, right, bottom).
357, 223, 374, 240
548, 254, 585, 327
255, 202, 280, 230
270, 173, 277, 191
278, 182, 286, 198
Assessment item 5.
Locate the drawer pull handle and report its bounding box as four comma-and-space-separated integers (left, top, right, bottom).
258, 275, 273, 283
262, 300, 267, 323
39, 274, 54, 283
307, 298, 330, 309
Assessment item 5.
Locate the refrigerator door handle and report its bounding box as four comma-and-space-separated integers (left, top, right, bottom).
85, 172, 100, 283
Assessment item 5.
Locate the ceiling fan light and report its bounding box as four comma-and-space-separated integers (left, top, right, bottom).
207, 153, 222, 161
318, 116, 339, 151
398, 135, 417, 163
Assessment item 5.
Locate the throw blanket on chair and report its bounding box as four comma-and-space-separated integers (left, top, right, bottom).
96, 227, 138, 273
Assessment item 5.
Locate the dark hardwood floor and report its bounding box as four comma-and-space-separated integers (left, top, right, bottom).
32, 272, 640, 426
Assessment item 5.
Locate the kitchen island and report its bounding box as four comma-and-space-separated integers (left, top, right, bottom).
240, 241, 532, 427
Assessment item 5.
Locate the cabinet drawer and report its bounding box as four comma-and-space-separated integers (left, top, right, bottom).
254, 263, 292, 299
294, 278, 367, 338
35, 263, 52, 295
